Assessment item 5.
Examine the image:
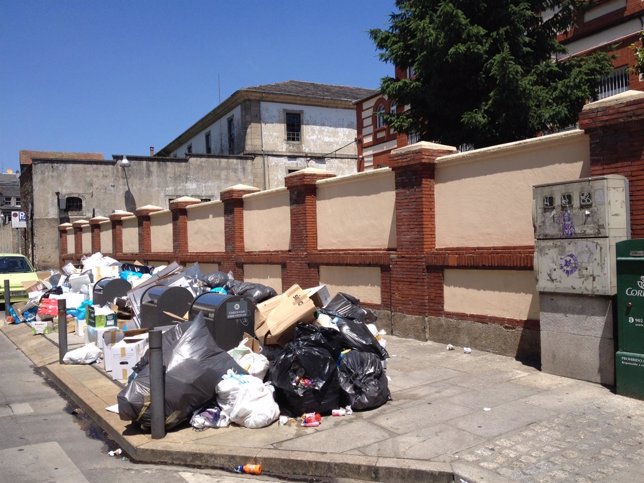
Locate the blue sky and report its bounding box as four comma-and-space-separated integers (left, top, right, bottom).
0, 1, 395, 172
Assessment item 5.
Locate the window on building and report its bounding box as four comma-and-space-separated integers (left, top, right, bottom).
406, 65, 416, 79
595, 66, 629, 100
186, 144, 192, 155
205, 131, 212, 154
227, 117, 235, 154
65, 196, 83, 212
375, 105, 386, 129
15, 198, 20, 207
3, 196, 12, 205
286, 112, 302, 142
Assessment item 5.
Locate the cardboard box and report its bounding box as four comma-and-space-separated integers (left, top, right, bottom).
85, 325, 120, 350
30, 320, 52, 335
255, 284, 316, 345
87, 305, 117, 328
22, 272, 53, 294
305, 285, 332, 308
108, 337, 147, 382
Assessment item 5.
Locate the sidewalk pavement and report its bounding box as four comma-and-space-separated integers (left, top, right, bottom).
2, 323, 644, 483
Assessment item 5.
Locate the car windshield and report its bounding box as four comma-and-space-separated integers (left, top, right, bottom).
0, 256, 33, 273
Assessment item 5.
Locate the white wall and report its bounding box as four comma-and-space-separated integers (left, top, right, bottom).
171, 105, 242, 157
260, 101, 357, 155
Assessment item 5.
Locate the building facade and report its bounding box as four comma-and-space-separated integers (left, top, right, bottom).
157, 80, 377, 189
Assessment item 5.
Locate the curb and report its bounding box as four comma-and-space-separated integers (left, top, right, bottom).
3, 324, 459, 482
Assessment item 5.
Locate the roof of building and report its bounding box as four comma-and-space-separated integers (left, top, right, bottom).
243, 80, 377, 102
156, 80, 378, 157
0, 173, 20, 197
19, 150, 104, 167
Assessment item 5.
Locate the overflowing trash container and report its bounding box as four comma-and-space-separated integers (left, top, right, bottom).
8, 251, 391, 435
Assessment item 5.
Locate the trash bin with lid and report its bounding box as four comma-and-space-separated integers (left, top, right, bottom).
190, 292, 254, 350
140, 285, 194, 329
93, 277, 131, 306
616, 239, 644, 399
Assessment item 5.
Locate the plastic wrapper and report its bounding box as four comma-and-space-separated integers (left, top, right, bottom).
120, 262, 154, 274
226, 280, 277, 304
338, 350, 390, 411
268, 325, 341, 416
117, 313, 245, 431
320, 292, 378, 324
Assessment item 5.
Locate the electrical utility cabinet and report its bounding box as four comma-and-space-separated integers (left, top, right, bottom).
533, 175, 630, 295
533, 175, 630, 386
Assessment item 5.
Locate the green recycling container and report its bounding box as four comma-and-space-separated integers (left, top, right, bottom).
616, 351, 644, 399
616, 239, 644, 353
616, 239, 644, 399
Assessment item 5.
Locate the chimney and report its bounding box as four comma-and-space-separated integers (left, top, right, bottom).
149, 146, 155, 156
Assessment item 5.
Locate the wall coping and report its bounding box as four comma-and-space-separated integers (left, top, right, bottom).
391, 141, 457, 156
186, 199, 223, 211
317, 167, 392, 187
244, 186, 288, 199
149, 208, 172, 218
110, 210, 134, 221
221, 184, 259, 194
135, 205, 164, 216
285, 167, 332, 178
582, 90, 644, 111
58, 223, 72, 230
435, 129, 586, 167
71, 220, 89, 228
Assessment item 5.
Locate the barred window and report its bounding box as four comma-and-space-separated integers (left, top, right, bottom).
286, 112, 302, 142
595, 66, 629, 100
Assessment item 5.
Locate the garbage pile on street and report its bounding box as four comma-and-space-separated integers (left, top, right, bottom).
7, 252, 391, 432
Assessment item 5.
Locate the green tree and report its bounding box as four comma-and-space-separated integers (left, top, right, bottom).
370, 0, 613, 148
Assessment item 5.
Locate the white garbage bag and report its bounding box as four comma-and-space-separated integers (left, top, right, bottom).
216, 371, 279, 429
63, 343, 102, 364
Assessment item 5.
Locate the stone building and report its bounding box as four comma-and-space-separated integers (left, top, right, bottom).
157, 80, 376, 188
20, 81, 376, 269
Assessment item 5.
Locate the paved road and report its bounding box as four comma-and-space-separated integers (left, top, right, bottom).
0, 324, 302, 483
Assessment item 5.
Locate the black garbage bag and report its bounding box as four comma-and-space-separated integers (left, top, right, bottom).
268, 325, 341, 416
336, 317, 389, 360
117, 312, 246, 431
120, 262, 154, 274
226, 280, 277, 304
200, 270, 232, 288
338, 350, 390, 411
320, 292, 378, 324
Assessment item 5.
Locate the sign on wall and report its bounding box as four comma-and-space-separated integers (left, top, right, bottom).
11, 211, 26, 228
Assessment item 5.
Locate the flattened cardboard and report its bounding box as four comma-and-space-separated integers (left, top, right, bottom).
254, 284, 316, 345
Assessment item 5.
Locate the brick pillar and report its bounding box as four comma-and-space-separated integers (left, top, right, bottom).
389, 142, 457, 339
284, 168, 336, 289
135, 205, 164, 255
58, 223, 72, 266
219, 185, 259, 279
71, 220, 89, 257
109, 210, 133, 259
89, 216, 109, 254
169, 196, 202, 258
578, 91, 644, 237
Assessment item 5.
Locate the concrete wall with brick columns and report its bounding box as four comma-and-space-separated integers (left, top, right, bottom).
57, 93, 644, 364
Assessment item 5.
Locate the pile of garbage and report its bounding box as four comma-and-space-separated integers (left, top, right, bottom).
8, 252, 391, 432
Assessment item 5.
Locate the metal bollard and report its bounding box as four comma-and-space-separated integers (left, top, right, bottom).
4, 279, 10, 313
58, 299, 67, 364
149, 329, 166, 439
